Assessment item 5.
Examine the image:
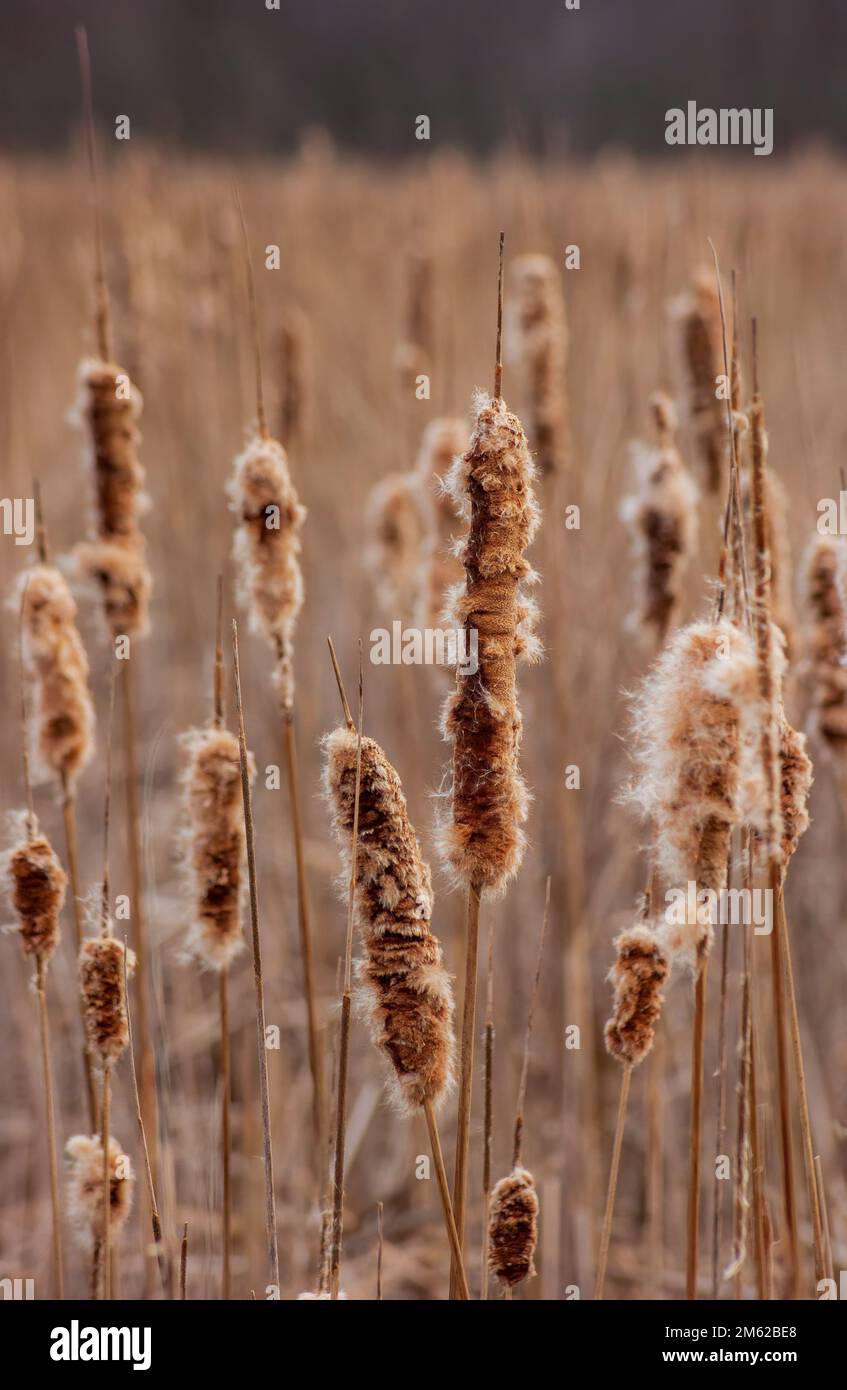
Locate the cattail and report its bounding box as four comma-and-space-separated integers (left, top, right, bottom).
66, 1133, 134, 1243
323, 726, 454, 1112
742, 470, 793, 650
413, 417, 467, 636
180, 726, 251, 970
75, 536, 151, 638
627, 619, 761, 960
279, 308, 311, 454
5, 812, 66, 964
506, 254, 568, 477
394, 252, 434, 388
488, 1167, 539, 1287
439, 392, 541, 894
15, 565, 95, 787
228, 434, 306, 714
79, 931, 135, 1066
621, 391, 699, 642
74, 358, 152, 636
803, 535, 847, 750
779, 713, 813, 867
365, 471, 426, 620
604, 924, 671, 1066
669, 270, 725, 493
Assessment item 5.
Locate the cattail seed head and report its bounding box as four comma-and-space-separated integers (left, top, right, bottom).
76, 359, 147, 540
74, 536, 152, 638
79, 933, 135, 1065
365, 471, 426, 621
66, 1133, 134, 1244
621, 402, 698, 642
180, 726, 251, 970
228, 434, 306, 714
74, 358, 152, 637
439, 392, 540, 894
5, 813, 66, 964
779, 712, 812, 868
668, 271, 725, 493
507, 254, 568, 477
604, 924, 670, 1066
413, 417, 467, 638
322, 726, 455, 1114
488, 1166, 539, 1287
15, 565, 95, 787
803, 535, 847, 750
627, 619, 761, 960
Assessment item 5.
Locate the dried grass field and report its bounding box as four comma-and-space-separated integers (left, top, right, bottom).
1, 138, 847, 1302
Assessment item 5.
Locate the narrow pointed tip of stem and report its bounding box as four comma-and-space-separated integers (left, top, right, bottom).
494, 230, 505, 400
327, 635, 355, 730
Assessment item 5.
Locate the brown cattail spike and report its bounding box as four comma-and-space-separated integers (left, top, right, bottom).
66, 1133, 134, 1243
6, 815, 67, 965
181, 727, 252, 970
669, 269, 725, 493
439, 392, 541, 894
488, 1166, 539, 1288
507, 254, 569, 477
604, 924, 671, 1067
228, 435, 306, 714
79, 933, 135, 1065
15, 565, 95, 788
323, 726, 455, 1113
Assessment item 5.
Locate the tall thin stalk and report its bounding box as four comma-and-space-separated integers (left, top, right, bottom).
232, 619, 279, 1291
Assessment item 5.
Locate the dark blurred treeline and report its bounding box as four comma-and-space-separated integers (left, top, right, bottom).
1, 0, 845, 158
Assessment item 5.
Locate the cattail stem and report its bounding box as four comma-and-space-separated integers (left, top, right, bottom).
814, 1155, 833, 1284
61, 774, 99, 1130
768, 863, 799, 1297
220, 968, 232, 1300
424, 1098, 470, 1299
449, 880, 482, 1298
180, 1223, 188, 1299
595, 1062, 632, 1299
328, 650, 363, 1300
282, 710, 325, 1151
100, 1063, 111, 1301
686, 960, 708, 1299
122, 937, 167, 1297
35, 954, 63, 1299
120, 660, 158, 1188
646, 1032, 664, 1296
376, 1202, 384, 1300
480, 920, 495, 1301
232, 620, 279, 1291
711, 919, 731, 1297
777, 888, 826, 1288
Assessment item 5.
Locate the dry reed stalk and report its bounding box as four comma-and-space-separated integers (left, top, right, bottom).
620, 391, 698, 645
439, 235, 540, 1293
814, 1155, 834, 1284
122, 937, 167, 1297
394, 251, 434, 390
232, 619, 279, 1291
803, 533, 847, 762
278, 307, 311, 456
506, 254, 569, 477
325, 640, 363, 1300
180, 1223, 188, 1299
668, 268, 725, 493
227, 211, 324, 1151
323, 656, 467, 1297
596, 918, 670, 1300
25, 476, 98, 1129
376, 1201, 384, 1300
74, 30, 156, 1220
480, 920, 495, 1300
487, 880, 549, 1294
3, 590, 67, 1297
